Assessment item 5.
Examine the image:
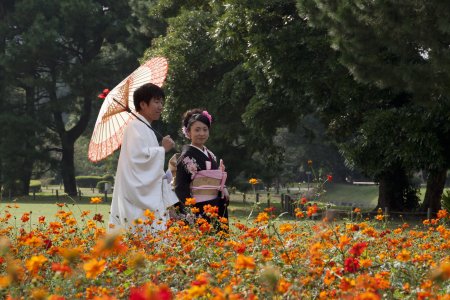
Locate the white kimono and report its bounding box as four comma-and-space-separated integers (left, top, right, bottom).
109, 114, 177, 233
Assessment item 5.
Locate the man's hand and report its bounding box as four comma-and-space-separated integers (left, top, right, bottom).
162, 135, 175, 152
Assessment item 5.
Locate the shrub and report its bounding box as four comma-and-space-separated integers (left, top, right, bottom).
96, 180, 112, 193
29, 180, 41, 192
76, 176, 103, 188
102, 174, 114, 184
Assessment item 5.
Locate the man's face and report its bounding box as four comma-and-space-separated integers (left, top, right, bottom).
140, 97, 164, 122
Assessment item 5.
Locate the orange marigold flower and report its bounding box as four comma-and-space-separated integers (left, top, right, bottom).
31, 288, 48, 300
185, 197, 196, 206
437, 209, 448, 219
191, 207, 200, 214
235, 254, 256, 270
38, 216, 46, 224
277, 278, 291, 294
90, 197, 103, 204
0, 275, 11, 289
359, 258, 373, 268
396, 249, 411, 262
354, 291, 381, 300
375, 214, 384, 221
81, 210, 91, 217
279, 224, 293, 234
300, 197, 308, 205
339, 235, 351, 249
56, 202, 65, 207
51, 263, 72, 275
65, 218, 77, 226
83, 259, 106, 279
354, 208, 361, 213
203, 204, 219, 217
59, 247, 83, 264
295, 210, 305, 218
21, 212, 30, 222
340, 277, 355, 291
143, 209, 155, 222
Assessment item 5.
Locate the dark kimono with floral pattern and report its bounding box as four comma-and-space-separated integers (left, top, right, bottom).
175, 145, 228, 222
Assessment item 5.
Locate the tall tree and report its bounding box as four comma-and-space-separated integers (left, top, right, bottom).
298, 0, 450, 213
1, 0, 149, 195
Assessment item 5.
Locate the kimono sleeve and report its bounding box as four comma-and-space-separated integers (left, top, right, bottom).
175, 156, 194, 204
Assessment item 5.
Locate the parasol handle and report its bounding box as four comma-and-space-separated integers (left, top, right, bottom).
112, 98, 163, 139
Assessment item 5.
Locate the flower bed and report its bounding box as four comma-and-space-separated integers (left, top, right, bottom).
1, 201, 450, 299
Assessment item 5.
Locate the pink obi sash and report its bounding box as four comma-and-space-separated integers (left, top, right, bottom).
191, 169, 227, 203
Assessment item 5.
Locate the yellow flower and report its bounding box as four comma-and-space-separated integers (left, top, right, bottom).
25, 255, 48, 275
83, 259, 106, 279
255, 212, 269, 223
248, 178, 259, 185
90, 197, 103, 204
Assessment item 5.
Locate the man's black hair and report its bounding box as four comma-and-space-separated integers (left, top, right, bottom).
133, 83, 165, 112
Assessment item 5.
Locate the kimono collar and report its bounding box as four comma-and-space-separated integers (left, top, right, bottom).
136, 112, 153, 127
190, 144, 210, 158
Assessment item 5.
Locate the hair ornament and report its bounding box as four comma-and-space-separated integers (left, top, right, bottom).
182, 126, 189, 139
202, 111, 212, 124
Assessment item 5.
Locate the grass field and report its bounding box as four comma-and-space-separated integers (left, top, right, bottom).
1, 183, 446, 226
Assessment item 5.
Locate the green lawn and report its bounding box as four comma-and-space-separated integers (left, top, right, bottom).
2, 183, 445, 226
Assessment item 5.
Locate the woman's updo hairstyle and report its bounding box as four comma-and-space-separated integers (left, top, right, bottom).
181, 108, 212, 138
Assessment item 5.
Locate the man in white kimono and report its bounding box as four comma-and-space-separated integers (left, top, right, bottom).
109, 83, 177, 233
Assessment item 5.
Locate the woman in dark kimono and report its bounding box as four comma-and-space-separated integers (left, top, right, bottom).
174, 108, 229, 227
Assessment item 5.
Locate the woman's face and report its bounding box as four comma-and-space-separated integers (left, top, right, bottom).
188, 121, 209, 148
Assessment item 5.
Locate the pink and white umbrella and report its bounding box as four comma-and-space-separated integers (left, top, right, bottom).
88, 57, 168, 162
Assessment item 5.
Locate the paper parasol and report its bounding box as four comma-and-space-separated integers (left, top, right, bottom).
88, 57, 168, 162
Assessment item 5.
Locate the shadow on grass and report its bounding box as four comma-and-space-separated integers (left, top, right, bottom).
1, 195, 111, 205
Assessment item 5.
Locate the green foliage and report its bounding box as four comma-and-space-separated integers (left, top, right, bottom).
75, 176, 103, 188
144, 0, 351, 185
96, 180, 112, 193
298, 0, 450, 102
442, 190, 450, 212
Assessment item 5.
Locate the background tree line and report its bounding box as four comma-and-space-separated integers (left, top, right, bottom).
1, 0, 448, 214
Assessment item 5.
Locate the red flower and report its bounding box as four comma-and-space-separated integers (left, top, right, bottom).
327, 174, 333, 182
98, 88, 110, 99
93, 213, 104, 223
129, 284, 172, 300
349, 242, 368, 257
21, 212, 30, 222
44, 238, 53, 250
344, 257, 360, 273
301, 197, 308, 205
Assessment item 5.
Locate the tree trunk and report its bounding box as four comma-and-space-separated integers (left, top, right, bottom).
61, 140, 77, 196
422, 169, 447, 215
376, 166, 414, 211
